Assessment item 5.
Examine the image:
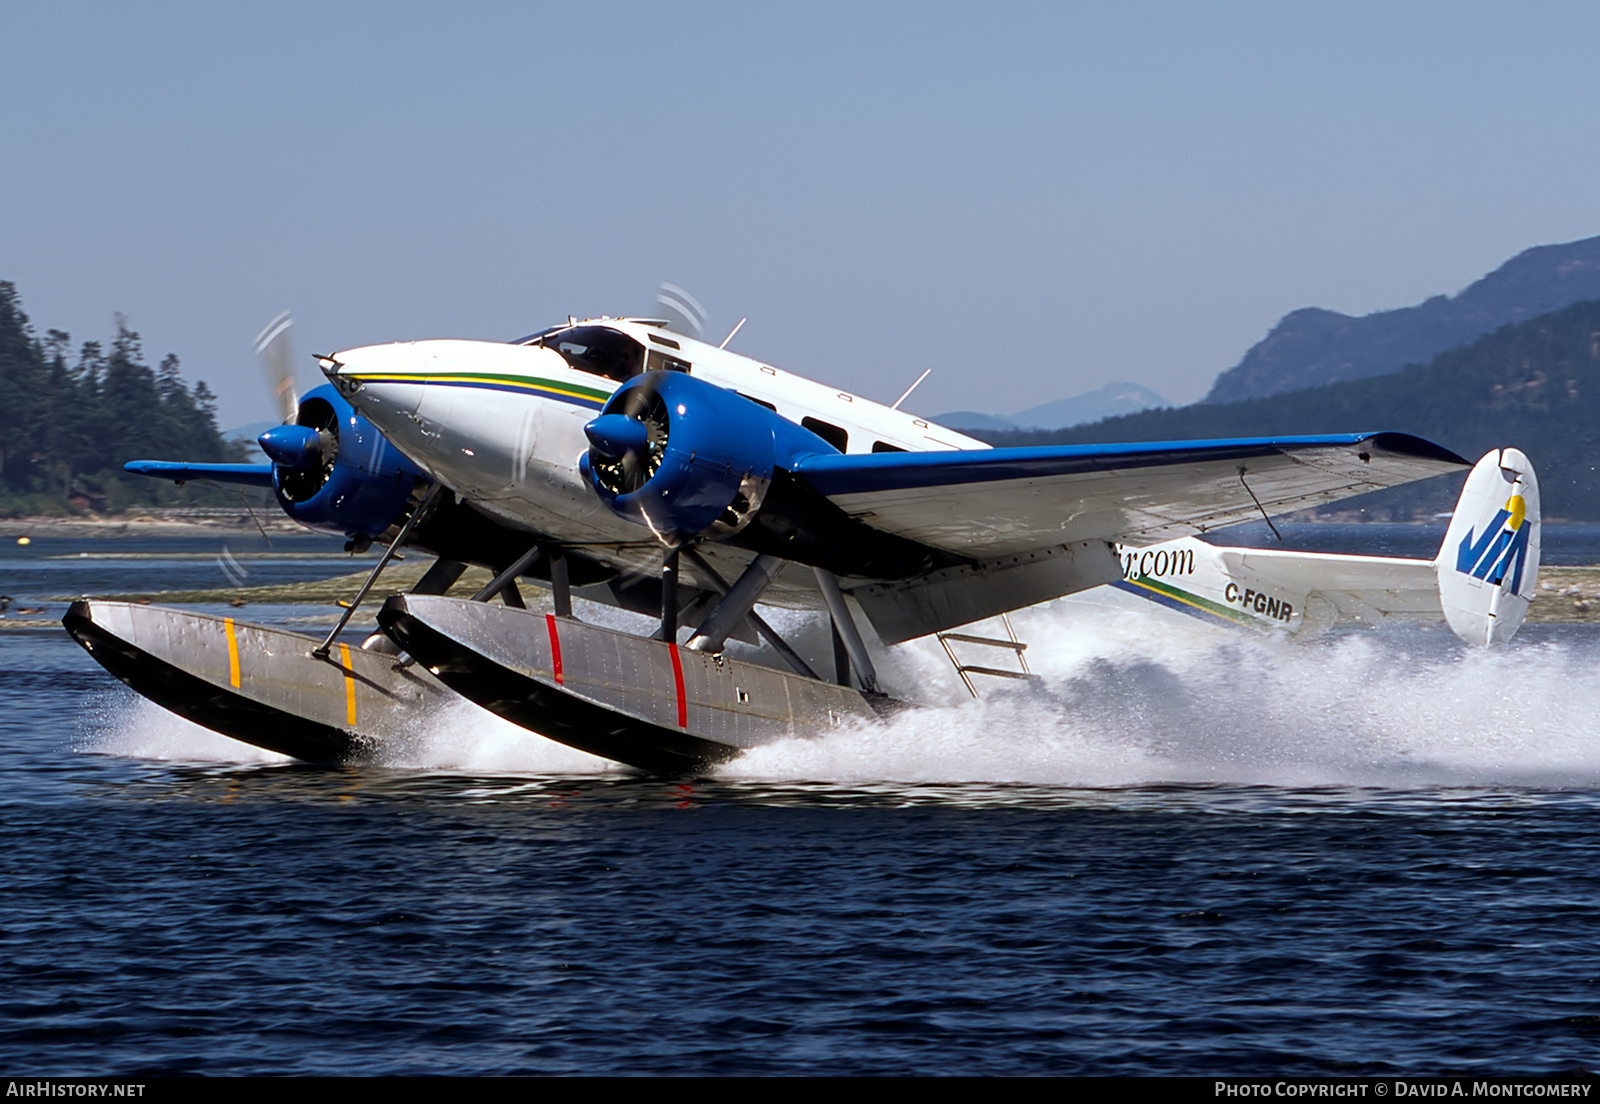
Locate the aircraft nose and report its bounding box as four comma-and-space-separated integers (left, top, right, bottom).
319, 343, 423, 413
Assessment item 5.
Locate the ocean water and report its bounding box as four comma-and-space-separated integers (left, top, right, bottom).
3, 534, 1600, 1076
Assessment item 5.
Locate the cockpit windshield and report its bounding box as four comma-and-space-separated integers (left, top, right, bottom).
514, 325, 646, 383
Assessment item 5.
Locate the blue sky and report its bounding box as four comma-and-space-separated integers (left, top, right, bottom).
4, 1, 1599, 429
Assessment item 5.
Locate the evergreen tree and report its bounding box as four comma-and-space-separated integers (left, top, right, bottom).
0, 281, 242, 515
0, 283, 47, 482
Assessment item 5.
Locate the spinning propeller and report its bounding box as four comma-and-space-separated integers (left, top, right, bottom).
584, 374, 670, 496
250, 312, 339, 502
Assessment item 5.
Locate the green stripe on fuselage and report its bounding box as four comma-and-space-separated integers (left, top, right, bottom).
1124, 575, 1264, 628
347, 372, 613, 405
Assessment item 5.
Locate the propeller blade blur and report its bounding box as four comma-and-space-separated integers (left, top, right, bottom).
254, 310, 297, 424
655, 283, 707, 337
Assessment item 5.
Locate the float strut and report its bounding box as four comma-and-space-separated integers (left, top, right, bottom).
501, 580, 526, 609
313, 482, 443, 658
686, 555, 783, 655
549, 548, 572, 617
812, 567, 880, 695
472, 542, 543, 603
660, 546, 680, 642
415, 557, 468, 596
831, 621, 851, 688
682, 548, 819, 681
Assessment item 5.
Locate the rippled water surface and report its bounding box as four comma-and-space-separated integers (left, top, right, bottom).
4, 536, 1600, 1075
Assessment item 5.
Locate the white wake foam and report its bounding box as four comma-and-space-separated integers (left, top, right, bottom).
84, 693, 292, 765
725, 593, 1600, 788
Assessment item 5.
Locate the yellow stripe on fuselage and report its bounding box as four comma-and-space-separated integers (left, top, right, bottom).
345, 372, 609, 405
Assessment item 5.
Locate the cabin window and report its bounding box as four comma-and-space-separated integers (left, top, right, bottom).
531, 325, 645, 382
648, 333, 681, 350
646, 349, 692, 373
803, 417, 848, 452
871, 440, 907, 453
737, 392, 777, 412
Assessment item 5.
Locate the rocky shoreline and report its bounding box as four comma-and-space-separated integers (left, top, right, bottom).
0, 511, 304, 540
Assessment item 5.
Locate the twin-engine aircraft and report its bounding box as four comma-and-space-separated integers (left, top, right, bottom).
67, 314, 1541, 772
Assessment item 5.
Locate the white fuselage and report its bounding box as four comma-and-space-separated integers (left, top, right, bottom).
325, 319, 987, 577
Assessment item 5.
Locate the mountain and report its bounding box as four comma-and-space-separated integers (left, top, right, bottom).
938, 381, 1168, 433
1206, 234, 1600, 404
986, 297, 1600, 520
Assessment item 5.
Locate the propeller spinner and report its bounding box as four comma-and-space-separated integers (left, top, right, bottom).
584, 376, 669, 496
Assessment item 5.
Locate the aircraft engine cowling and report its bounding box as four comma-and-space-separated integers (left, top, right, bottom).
579, 371, 838, 541
264, 383, 430, 544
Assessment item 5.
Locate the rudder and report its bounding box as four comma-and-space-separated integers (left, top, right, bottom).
1436, 448, 1540, 646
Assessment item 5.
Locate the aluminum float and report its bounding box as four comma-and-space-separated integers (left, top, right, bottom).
377, 594, 891, 774
63, 600, 454, 763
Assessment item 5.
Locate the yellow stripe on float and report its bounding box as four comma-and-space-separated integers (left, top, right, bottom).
338, 643, 357, 727
224, 618, 240, 688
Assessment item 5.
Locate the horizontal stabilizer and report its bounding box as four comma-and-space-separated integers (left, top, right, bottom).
124, 460, 276, 487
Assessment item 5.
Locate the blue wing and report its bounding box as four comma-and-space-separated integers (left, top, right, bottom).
124, 461, 277, 487
793, 432, 1467, 556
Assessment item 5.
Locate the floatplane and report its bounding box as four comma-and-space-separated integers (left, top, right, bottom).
66, 311, 1541, 772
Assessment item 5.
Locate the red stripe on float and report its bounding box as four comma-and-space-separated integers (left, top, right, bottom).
546, 614, 563, 685
668, 643, 687, 728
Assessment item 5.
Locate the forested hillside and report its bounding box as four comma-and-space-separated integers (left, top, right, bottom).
0, 281, 244, 515
989, 298, 1600, 520
1205, 234, 1600, 403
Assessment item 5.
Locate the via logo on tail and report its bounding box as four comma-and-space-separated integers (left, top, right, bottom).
1454, 493, 1532, 593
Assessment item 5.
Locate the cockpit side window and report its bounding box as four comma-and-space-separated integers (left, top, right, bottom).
524, 325, 646, 382
646, 349, 692, 373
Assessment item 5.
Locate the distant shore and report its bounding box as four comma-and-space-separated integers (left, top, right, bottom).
0, 510, 305, 540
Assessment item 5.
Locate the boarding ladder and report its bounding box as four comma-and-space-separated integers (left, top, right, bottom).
937, 613, 1039, 698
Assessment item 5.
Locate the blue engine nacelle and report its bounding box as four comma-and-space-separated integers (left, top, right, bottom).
269, 383, 430, 542
579, 371, 839, 540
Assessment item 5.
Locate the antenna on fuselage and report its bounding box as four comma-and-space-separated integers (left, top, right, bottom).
891, 368, 932, 411
718, 318, 747, 349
